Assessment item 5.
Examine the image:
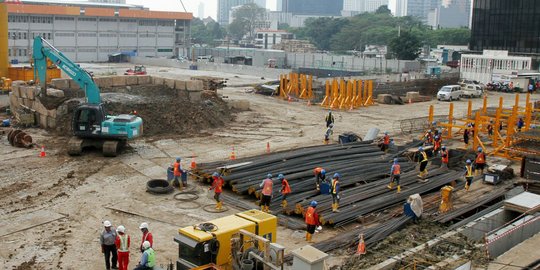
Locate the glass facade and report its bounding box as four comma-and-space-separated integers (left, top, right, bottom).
470, 0, 540, 54
281, 0, 344, 16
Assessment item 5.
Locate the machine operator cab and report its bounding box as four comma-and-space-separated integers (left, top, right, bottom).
73, 104, 143, 140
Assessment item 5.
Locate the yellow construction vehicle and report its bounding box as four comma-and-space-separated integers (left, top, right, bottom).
174, 209, 279, 270
0, 77, 11, 92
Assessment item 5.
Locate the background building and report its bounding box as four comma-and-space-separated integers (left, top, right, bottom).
427, 0, 471, 28
279, 0, 343, 16
7, 0, 192, 62
342, 0, 389, 16
198, 2, 205, 19
395, 0, 439, 22
218, 0, 266, 25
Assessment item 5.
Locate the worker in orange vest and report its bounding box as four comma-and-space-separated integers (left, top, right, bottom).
313, 167, 327, 191
209, 172, 225, 210
440, 146, 449, 168
474, 147, 486, 176
387, 158, 401, 193
424, 130, 433, 145
259, 174, 274, 213
305, 200, 320, 242
381, 131, 391, 153
464, 159, 474, 191
173, 157, 182, 189
433, 135, 442, 155
418, 147, 429, 179
115, 225, 130, 270
331, 173, 341, 212
278, 174, 291, 208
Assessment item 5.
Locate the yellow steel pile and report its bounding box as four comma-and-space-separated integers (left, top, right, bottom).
321, 78, 374, 110
279, 73, 313, 101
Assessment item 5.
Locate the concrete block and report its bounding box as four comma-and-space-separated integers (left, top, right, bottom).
47, 108, 57, 118
46, 88, 65, 98
164, 78, 176, 89
39, 114, 47, 128
69, 79, 81, 90
186, 80, 203, 91
377, 94, 392, 104
47, 116, 56, 129
51, 78, 70, 90
22, 98, 31, 108
228, 100, 250, 111
17, 98, 23, 108
137, 75, 151, 85
152, 76, 164, 85
19, 86, 28, 99
94, 76, 114, 88
33, 100, 48, 116
9, 92, 18, 109
11, 84, 20, 98
26, 86, 36, 100
174, 80, 186, 90
188, 91, 202, 102
112, 76, 127, 87
405, 92, 420, 100
125, 75, 138, 86
11, 80, 25, 86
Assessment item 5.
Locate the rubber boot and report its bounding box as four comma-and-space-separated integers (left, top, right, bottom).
282, 200, 288, 208
387, 182, 394, 189
216, 202, 222, 210
306, 233, 312, 242
215, 202, 219, 209
261, 205, 265, 212
397, 185, 401, 193
465, 183, 469, 191
335, 203, 340, 212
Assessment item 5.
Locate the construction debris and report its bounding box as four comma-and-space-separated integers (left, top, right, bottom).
190, 76, 226, 91
7, 129, 34, 148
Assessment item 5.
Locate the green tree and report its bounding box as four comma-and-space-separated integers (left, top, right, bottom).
375, 5, 391, 14
228, 3, 266, 40
304, 17, 350, 50
190, 18, 227, 45
427, 28, 470, 47
389, 31, 422, 60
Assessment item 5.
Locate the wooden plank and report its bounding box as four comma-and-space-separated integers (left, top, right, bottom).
0, 210, 65, 237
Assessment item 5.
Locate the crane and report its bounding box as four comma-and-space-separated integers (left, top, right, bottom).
33, 36, 143, 156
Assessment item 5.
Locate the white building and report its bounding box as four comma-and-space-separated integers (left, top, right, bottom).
342, 0, 389, 16
460, 50, 532, 84
254, 29, 293, 49
7, 0, 192, 62
394, 0, 407, 16
218, 0, 266, 25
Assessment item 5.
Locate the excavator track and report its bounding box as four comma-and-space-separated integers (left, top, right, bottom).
102, 140, 120, 157
67, 137, 83, 156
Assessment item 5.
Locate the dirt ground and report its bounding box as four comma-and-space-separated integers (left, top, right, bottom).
1, 63, 538, 269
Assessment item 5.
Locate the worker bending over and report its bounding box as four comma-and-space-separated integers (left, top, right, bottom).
440, 146, 449, 168
210, 172, 225, 210
464, 159, 474, 191
475, 147, 486, 176
260, 174, 274, 213
305, 201, 320, 242
387, 158, 401, 193
278, 174, 291, 208
313, 167, 327, 190
381, 131, 391, 153
115, 225, 130, 270
331, 173, 341, 212
134, 241, 156, 270
138, 223, 153, 253
418, 147, 429, 179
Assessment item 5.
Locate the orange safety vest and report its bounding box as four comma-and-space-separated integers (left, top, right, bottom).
173, 162, 181, 176
383, 135, 390, 145
465, 165, 473, 177
281, 179, 291, 194
420, 151, 428, 162
305, 206, 318, 225
331, 179, 339, 194
212, 176, 224, 193
475, 152, 485, 164
441, 150, 449, 163
262, 179, 273, 196
434, 139, 441, 150
314, 167, 323, 176
392, 164, 401, 175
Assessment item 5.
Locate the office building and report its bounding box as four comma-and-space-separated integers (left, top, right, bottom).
395, 0, 439, 22
6, 0, 192, 62
427, 0, 471, 28
279, 0, 343, 16
198, 2, 205, 19
394, 0, 407, 16
218, 0, 266, 25
342, 0, 389, 15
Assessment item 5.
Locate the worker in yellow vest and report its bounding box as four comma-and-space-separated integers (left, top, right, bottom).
464, 159, 474, 191
331, 173, 341, 212
418, 147, 429, 179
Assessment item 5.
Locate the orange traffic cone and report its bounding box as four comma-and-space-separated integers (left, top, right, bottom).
39, 145, 46, 157
230, 146, 236, 160
266, 142, 270, 154
356, 234, 366, 255
190, 154, 197, 169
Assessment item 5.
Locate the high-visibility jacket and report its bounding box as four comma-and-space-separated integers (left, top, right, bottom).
173, 162, 182, 177
425, 132, 433, 143
331, 178, 339, 194
441, 150, 449, 164
143, 248, 156, 267
281, 179, 291, 194
434, 139, 441, 150
475, 152, 486, 164
140, 232, 153, 251
420, 151, 428, 162
314, 167, 324, 176
383, 134, 390, 145
261, 179, 273, 196
325, 113, 334, 123
115, 234, 130, 252
305, 206, 319, 225
391, 164, 401, 175
465, 165, 473, 177
211, 176, 224, 193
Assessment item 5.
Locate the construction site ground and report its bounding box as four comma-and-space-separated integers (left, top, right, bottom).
0, 63, 536, 269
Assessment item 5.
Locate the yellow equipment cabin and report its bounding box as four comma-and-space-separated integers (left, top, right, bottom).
174, 209, 277, 270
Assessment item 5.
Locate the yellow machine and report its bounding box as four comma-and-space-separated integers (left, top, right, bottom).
174, 210, 277, 270
0, 77, 12, 92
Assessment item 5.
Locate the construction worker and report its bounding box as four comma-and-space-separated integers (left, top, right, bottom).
517, 117, 525, 132
134, 241, 156, 270
278, 174, 291, 208
324, 123, 334, 144
115, 225, 130, 270
381, 131, 391, 153
100, 220, 117, 270
173, 157, 182, 189
463, 125, 470, 147
441, 146, 449, 168
418, 147, 429, 179
313, 167, 326, 190
139, 222, 153, 253
474, 147, 486, 176
259, 174, 273, 213
305, 200, 320, 242
464, 159, 474, 191
209, 172, 225, 210
325, 110, 334, 128
433, 135, 442, 155
487, 121, 494, 136
331, 173, 341, 212
387, 158, 401, 193
423, 130, 433, 145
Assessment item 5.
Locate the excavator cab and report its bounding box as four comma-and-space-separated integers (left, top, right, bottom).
72, 104, 107, 137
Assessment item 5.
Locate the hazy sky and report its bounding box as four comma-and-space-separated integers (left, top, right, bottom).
127, 0, 278, 19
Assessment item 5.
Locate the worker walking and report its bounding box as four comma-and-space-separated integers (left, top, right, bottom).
381, 131, 391, 153
305, 201, 320, 242
259, 174, 273, 213
209, 172, 225, 210
173, 157, 183, 189
387, 158, 401, 193
278, 174, 291, 208
313, 167, 327, 190
418, 147, 429, 179
324, 123, 334, 144
331, 173, 341, 212
325, 110, 334, 128
138, 223, 153, 253
115, 225, 130, 270
441, 146, 449, 168
475, 147, 486, 176
134, 241, 156, 270
464, 160, 474, 191
100, 220, 118, 270
463, 125, 471, 147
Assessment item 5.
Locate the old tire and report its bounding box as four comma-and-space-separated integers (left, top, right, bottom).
146, 179, 174, 194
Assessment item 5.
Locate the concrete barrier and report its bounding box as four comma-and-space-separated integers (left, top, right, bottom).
485, 215, 540, 258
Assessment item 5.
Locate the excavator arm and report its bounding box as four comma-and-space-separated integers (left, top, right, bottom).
32, 36, 101, 104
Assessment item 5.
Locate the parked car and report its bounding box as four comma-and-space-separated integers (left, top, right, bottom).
462, 84, 483, 98
437, 85, 463, 101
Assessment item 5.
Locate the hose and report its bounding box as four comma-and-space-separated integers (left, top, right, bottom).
173, 191, 199, 201
194, 222, 218, 232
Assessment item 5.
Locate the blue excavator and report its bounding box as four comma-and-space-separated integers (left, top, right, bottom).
33, 36, 143, 156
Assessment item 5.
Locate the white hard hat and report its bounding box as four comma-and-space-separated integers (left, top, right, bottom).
103, 220, 112, 227
139, 222, 149, 230
142, 241, 151, 249
116, 225, 125, 233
